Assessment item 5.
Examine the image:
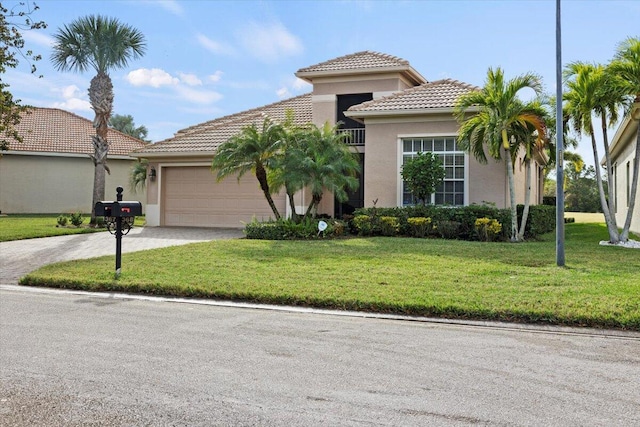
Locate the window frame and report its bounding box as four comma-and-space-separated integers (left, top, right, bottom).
397, 134, 469, 207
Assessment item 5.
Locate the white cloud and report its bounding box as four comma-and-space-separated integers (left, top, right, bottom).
237, 21, 303, 62
52, 84, 91, 111
208, 71, 223, 83
144, 0, 184, 17
175, 86, 222, 105
292, 77, 311, 91
276, 87, 291, 99
178, 73, 202, 86
196, 33, 235, 55
126, 68, 179, 88
276, 77, 311, 99
22, 31, 55, 47
52, 98, 92, 112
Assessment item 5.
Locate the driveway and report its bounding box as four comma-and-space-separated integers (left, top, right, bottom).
0, 227, 244, 285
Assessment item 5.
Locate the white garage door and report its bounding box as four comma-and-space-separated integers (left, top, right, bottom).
162, 166, 285, 228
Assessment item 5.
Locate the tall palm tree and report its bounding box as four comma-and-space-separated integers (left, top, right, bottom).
563, 62, 623, 243
211, 117, 284, 220
454, 68, 546, 242
609, 37, 640, 242
511, 100, 550, 241
51, 15, 146, 225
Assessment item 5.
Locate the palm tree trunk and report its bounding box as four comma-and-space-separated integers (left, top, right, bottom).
589, 125, 619, 243
255, 163, 281, 220
287, 190, 298, 223
620, 121, 640, 241
304, 194, 322, 219
601, 114, 618, 230
502, 130, 518, 242
89, 72, 114, 226
517, 158, 532, 241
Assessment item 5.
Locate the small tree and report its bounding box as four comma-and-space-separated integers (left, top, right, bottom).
0, 3, 46, 150
109, 114, 149, 141
401, 152, 445, 206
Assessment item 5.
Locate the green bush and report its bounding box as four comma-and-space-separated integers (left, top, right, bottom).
474, 217, 502, 242
56, 215, 68, 227
407, 217, 432, 238
379, 216, 399, 236
435, 220, 461, 239
244, 218, 347, 240
69, 212, 84, 227
517, 204, 555, 238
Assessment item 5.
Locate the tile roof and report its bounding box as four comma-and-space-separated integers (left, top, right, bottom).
347, 79, 479, 114
3, 107, 147, 156
136, 93, 312, 155
295, 51, 427, 85
296, 51, 410, 73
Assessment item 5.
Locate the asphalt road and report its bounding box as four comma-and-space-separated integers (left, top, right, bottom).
1, 288, 639, 426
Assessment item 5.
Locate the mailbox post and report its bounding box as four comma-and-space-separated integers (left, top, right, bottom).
95, 186, 142, 278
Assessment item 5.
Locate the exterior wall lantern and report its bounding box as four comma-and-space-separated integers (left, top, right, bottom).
149, 167, 157, 181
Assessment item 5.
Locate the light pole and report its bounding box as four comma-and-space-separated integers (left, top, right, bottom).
556, 0, 565, 266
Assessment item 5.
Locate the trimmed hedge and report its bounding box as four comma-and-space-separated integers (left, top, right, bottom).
244, 204, 556, 241
245, 218, 347, 240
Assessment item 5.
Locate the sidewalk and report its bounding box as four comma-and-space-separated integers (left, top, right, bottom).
0, 227, 244, 285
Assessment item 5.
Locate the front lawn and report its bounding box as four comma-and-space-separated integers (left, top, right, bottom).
0, 215, 146, 242
20, 223, 640, 330
0, 214, 101, 241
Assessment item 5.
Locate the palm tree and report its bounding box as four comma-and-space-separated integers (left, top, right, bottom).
609, 37, 640, 242
211, 117, 284, 220
51, 15, 146, 225
269, 113, 308, 222
454, 68, 546, 242
511, 100, 550, 241
297, 122, 360, 219
563, 62, 624, 243
129, 159, 148, 194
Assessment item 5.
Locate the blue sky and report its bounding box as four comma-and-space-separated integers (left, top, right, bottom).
4, 0, 640, 166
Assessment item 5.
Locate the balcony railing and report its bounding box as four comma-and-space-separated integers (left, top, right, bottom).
338, 128, 365, 146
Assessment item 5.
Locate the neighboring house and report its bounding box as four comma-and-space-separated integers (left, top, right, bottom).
133, 51, 545, 228
0, 107, 147, 214
607, 102, 640, 236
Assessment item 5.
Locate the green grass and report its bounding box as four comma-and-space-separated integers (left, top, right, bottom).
20, 223, 640, 330
0, 214, 101, 241
0, 214, 146, 242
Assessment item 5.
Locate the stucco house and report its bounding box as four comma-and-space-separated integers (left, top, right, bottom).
608, 102, 640, 236
0, 107, 147, 214
133, 51, 545, 228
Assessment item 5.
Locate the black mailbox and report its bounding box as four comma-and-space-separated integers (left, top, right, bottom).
95, 201, 142, 217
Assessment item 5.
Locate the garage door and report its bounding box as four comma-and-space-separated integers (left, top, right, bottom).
162, 166, 285, 227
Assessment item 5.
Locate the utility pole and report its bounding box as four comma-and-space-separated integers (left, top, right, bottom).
556, 0, 565, 266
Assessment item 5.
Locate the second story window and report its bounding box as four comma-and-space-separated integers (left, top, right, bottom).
337, 93, 372, 145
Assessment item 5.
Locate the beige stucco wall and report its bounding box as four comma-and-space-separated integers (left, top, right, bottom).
612, 128, 639, 236
0, 153, 143, 213
312, 74, 411, 96
361, 115, 539, 209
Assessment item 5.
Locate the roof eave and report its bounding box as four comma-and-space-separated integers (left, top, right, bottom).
130, 150, 218, 159
295, 65, 427, 85
345, 105, 479, 119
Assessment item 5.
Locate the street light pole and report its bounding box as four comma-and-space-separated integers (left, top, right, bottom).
556, 0, 566, 266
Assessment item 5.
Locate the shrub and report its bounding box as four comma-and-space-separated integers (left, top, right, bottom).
69, 212, 84, 227
407, 217, 431, 238
56, 215, 68, 227
474, 217, 502, 242
353, 215, 375, 236
379, 216, 399, 236
244, 218, 348, 240
435, 220, 461, 239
